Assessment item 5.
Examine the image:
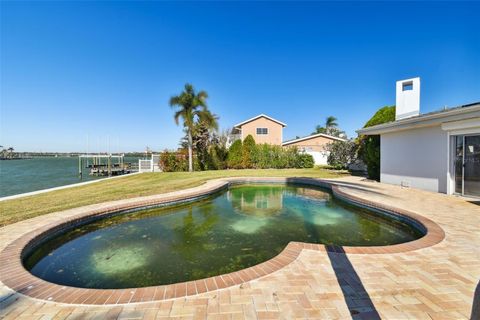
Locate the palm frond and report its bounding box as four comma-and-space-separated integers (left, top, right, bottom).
326, 116, 338, 128
197, 110, 219, 131
173, 110, 184, 125
197, 90, 209, 100
169, 95, 182, 107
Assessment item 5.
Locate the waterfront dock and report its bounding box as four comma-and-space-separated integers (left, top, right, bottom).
78, 154, 136, 177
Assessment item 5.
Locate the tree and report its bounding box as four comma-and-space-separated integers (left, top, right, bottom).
325, 140, 356, 169
227, 140, 243, 169
325, 116, 338, 129
242, 135, 256, 168
192, 118, 219, 170
169, 84, 217, 172
208, 129, 229, 170
178, 126, 229, 171
214, 128, 230, 149
358, 106, 395, 180
312, 116, 345, 138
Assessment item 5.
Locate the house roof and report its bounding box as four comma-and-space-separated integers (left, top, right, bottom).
233, 114, 287, 128
356, 102, 480, 135
282, 133, 346, 146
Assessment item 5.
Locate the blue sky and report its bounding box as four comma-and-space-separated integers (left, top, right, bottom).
1, 1, 479, 152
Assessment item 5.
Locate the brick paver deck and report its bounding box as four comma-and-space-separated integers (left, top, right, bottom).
1, 176, 479, 319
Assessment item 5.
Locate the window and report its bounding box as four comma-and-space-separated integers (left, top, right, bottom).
256, 200, 268, 209
256, 128, 268, 135
402, 81, 413, 91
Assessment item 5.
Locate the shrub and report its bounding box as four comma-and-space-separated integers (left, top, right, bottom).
164, 138, 315, 172
358, 106, 395, 180
209, 144, 228, 170
227, 140, 314, 170
325, 140, 356, 169
159, 151, 176, 172
360, 135, 380, 179
296, 153, 315, 168
253, 143, 270, 169
242, 135, 256, 169
160, 150, 188, 172
227, 139, 243, 169
253, 144, 314, 169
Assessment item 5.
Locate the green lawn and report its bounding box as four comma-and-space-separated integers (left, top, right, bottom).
0, 168, 347, 227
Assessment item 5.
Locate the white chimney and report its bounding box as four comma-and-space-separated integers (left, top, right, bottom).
395, 77, 420, 120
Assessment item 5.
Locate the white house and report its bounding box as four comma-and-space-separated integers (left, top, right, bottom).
357, 77, 480, 197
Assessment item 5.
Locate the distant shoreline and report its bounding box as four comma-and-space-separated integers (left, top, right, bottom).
0, 153, 153, 160
0, 157, 32, 160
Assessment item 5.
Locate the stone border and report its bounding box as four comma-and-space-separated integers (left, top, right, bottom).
0, 177, 445, 305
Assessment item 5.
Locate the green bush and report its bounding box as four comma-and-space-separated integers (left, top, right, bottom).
162, 137, 317, 172
242, 135, 256, 169
228, 140, 314, 169
163, 140, 316, 171
358, 106, 395, 180
269, 145, 286, 168
209, 144, 228, 170
325, 140, 356, 169
296, 153, 315, 168
227, 139, 243, 169
253, 144, 270, 169
159, 150, 188, 172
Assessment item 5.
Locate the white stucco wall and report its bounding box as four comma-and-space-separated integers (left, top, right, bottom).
380, 125, 448, 193
304, 151, 329, 165
396, 77, 420, 120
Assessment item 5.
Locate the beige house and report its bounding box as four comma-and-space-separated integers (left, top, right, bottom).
229, 114, 345, 165
282, 133, 346, 151
230, 114, 286, 145
282, 133, 346, 165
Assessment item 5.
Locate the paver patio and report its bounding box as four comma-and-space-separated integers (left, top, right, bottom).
1, 176, 479, 319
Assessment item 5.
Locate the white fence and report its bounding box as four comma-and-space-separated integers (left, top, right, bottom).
139, 159, 153, 173
303, 151, 329, 166
138, 154, 161, 173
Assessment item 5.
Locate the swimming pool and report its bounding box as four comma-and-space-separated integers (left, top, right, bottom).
23, 184, 424, 289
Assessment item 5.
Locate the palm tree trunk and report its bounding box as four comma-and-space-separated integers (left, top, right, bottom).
188, 130, 193, 172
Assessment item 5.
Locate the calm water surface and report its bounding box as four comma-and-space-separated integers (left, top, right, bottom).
0, 157, 139, 197
24, 184, 424, 289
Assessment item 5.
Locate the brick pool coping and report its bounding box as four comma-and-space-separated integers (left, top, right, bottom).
0, 177, 445, 306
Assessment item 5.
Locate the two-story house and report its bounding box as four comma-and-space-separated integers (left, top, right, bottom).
229, 114, 286, 146
229, 114, 345, 165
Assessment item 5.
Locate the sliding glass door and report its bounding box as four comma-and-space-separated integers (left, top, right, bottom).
454, 134, 480, 197
454, 136, 464, 194
464, 135, 480, 197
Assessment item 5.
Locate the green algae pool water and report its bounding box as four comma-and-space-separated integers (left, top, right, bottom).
24, 184, 423, 289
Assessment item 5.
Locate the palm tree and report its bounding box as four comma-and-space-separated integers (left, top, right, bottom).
169, 84, 217, 172
325, 116, 338, 130
313, 125, 326, 135
312, 116, 345, 137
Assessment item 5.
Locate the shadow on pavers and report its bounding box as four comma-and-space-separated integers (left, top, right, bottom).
326, 246, 381, 320
472, 280, 480, 320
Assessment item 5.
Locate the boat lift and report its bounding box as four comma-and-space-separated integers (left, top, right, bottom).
78, 154, 128, 178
